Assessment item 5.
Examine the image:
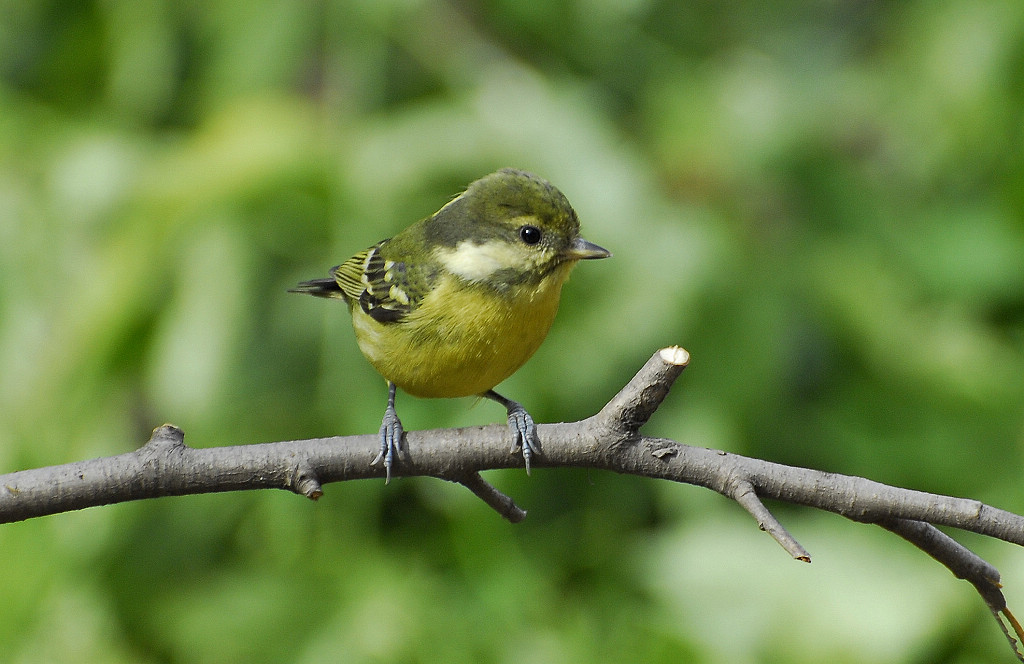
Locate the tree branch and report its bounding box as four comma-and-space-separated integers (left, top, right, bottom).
2, 346, 1023, 658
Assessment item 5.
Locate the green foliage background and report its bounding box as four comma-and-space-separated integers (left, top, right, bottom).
2, 1, 1024, 662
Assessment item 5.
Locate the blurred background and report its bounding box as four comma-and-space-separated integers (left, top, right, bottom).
2, 1, 1024, 662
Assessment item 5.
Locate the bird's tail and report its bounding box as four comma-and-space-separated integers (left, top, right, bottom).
289, 278, 345, 299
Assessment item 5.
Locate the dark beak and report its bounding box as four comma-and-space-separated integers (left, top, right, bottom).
565, 237, 612, 260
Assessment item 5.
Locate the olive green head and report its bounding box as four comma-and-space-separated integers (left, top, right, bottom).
423, 168, 610, 286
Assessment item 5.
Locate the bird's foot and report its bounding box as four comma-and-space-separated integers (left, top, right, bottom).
483, 390, 540, 474
507, 402, 539, 474
371, 384, 404, 483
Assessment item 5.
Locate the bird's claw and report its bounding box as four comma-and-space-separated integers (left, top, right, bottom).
506, 402, 540, 475
372, 404, 403, 483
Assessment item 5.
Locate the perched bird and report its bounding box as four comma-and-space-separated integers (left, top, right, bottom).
291, 168, 610, 481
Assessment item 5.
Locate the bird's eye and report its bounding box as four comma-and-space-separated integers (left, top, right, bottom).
519, 225, 542, 245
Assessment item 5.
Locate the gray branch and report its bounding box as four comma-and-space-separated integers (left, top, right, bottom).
2, 346, 1023, 658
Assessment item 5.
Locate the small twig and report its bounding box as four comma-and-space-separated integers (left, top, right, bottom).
596, 346, 689, 433
879, 518, 1002, 601
450, 472, 526, 523
731, 481, 811, 562
879, 518, 1024, 662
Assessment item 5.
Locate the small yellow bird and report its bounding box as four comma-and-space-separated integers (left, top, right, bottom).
291, 168, 610, 481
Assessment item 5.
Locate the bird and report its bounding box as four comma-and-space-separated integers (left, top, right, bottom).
291, 168, 610, 482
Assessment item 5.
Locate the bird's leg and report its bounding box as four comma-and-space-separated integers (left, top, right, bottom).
482, 390, 540, 474
371, 381, 403, 483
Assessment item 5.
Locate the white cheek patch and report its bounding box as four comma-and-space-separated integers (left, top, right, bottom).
435, 240, 531, 282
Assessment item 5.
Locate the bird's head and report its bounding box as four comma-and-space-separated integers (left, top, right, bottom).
427, 168, 610, 287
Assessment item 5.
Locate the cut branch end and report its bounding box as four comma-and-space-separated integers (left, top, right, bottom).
659, 346, 690, 367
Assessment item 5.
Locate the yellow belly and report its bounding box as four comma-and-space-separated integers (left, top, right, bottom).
350, 267, 571, 398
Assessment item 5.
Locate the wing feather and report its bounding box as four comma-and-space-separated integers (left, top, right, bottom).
332, 240, 429, 323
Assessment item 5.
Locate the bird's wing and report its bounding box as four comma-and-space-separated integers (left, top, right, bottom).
332, 240, 431, 324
